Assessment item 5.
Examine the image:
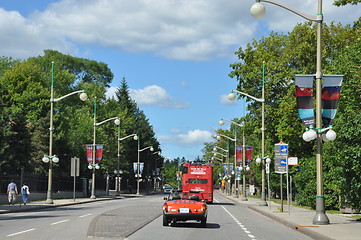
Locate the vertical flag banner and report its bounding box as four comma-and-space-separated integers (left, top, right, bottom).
86, 144, 93, 163
322, 75, 343, 127
133, 162, 138, 173
295, 75, 315, 127
236, 145, 243, 163
95, 144, 103, 162
246, 146, 253, 163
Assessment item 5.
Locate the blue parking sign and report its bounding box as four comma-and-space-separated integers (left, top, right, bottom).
280, 159, 287, 166
280, 145, 288, 153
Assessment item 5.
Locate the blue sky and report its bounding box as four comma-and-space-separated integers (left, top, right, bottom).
1, 0, 359, 160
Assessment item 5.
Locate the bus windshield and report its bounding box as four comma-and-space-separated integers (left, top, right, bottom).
188, 179, 208, 184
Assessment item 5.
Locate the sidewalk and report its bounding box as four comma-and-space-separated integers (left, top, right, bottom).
0, 194, 140, 214
222, 192, 361, 240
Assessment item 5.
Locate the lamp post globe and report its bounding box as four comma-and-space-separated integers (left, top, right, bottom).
250, 2, 266, 18
216, 135, 221, 140
133, 135, 138, 140
227, 92, 236, 101
219, 120, 225, 126
256, 157, 261, 164
52, 156, 59, 163
325, 129, 336, 141
79, 92, 88, 101
114, 118, 120, 125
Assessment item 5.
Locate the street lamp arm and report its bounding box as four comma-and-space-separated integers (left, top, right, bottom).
257, 0, 321, 22
213, 152, 227, 158
214, 146, 228, 152
139, 146, 153, 152
95, 117, 119, 126
52, 90, 86, 102
218, 134, 236, 142
231, 90, 264, 103
221, 118, 244, 128
118, 134, 137, 141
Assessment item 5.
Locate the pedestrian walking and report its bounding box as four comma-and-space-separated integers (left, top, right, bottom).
21, 183, 30, 205
7, 180, 18, 205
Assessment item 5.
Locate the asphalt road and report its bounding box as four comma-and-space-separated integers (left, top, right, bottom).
0, 192, 313, 240
128, 192, 312, 240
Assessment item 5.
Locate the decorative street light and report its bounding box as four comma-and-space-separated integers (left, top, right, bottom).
90, 97, 120, 199
219, 119, 244, 199
250, 0, 330, 225
219, 118, 249, 201
116, 132, 138, 195
227, 62, 267, 206
217, 133, 236, 195
43, 61, 88, 204
134, 135, 154, 195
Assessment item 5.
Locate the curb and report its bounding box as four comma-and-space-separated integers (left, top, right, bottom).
249, 206, 334, 240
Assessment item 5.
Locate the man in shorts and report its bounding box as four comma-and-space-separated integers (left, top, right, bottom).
7, 180, 18, 205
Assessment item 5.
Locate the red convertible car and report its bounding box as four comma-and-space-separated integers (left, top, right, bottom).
162, 191, 208, 227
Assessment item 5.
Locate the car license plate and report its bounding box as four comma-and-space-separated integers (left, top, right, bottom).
180, 208, 189, 213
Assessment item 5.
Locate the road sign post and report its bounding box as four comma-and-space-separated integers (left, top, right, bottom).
71, 157, 80, 201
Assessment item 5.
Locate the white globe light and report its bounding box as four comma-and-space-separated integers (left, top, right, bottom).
88, 164, 93, 169
246, 166, 250, 171
227, 92, 236, 101
52, 156, 59, 163
133, 135, 138, 140
322, 133, 330, 142
42, 156, 50, 163
250, 2, 266, 18
213, 153, 217, 156
213, 147, 217, 151
216, 135, 221, 140
256, 157, 261, 164
266, 157, 271, 163
307, 129, 317, 141
326, 129, 337, 141
95, 164, 100, 169
303, 131, 311, 142
219, 120, 225, 126
114, 118, 120, 125
150, 146, 154, 151
79, 92, 88, 101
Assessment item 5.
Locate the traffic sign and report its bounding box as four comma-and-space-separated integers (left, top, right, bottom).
275, 143, 288, 174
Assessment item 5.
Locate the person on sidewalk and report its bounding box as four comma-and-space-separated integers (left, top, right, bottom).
7, 180, 18, 205
21, 183, 30, 205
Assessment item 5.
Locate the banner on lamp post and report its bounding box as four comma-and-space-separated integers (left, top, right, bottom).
95, 144, 103, 162
86, 144, 93, 163
322, 75, 343, 127
295, 75, 315, 127
236, 145, 253, 163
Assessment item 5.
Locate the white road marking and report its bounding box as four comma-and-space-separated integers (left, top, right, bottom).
214, 198, 257, 240
50, 219, 69, 225
6, 228, 36, 236
79, 213, 92, 218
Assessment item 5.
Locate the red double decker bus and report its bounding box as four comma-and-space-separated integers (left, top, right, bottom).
181, 163, 213, 203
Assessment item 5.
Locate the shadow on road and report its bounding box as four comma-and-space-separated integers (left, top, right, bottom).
169, 222, 220, 229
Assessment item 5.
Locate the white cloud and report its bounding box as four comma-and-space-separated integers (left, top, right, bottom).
159, 129, 213, 147
0, 0, 359, 61
106, 85, 188, 108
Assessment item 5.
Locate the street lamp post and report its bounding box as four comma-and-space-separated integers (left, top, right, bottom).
43, 61, 88, 204
228, 62, 267, 206
90, 97, 120, 199
217, 134, 236, 196
219, 119, 245, 199
250, 0, 329, 225
135, 135, 154, 195
116, 133, 138, 195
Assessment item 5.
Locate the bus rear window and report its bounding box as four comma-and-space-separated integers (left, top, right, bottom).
189, 179, 208, 184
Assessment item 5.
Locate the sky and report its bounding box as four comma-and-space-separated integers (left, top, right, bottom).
1, 0, 359, 160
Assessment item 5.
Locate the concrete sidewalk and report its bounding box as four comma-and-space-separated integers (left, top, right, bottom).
0, 194, 140, 214
223, 192, 361, 240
